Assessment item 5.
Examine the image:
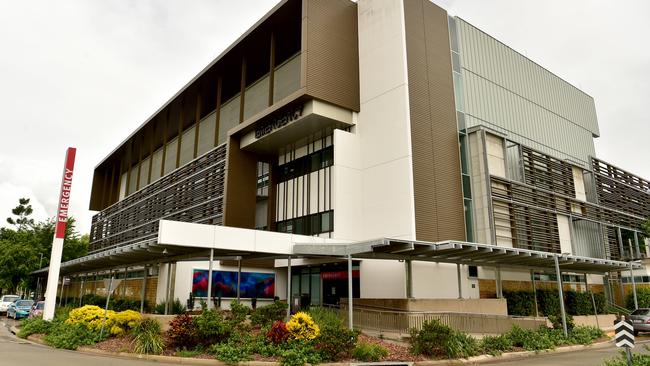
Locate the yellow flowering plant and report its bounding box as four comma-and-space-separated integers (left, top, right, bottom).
65, 305, 141, 336
285, 312, 320, 340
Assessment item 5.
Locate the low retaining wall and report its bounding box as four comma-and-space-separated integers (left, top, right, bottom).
346, 298, 508, 315
573, 314, 617, 330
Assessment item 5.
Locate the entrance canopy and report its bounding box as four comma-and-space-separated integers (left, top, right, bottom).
293, 238, 641, 274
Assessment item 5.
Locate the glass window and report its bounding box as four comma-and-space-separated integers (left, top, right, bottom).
448, 16, 459, 52
150, 147, 163, 182
138, 156, 150, 190
128, 165, 138, 195
321, 211, 332, 232
197, 111, 217, 155
452, 51, 461, 73
178, 125, 196, 167
218, 95, 240, 145
163, 137, 178, 175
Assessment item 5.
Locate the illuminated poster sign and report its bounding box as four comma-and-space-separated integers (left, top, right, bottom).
55, 147, 76, 239
254, 104, 304, 139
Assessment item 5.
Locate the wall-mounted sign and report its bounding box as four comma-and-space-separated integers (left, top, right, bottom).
254, 104, 304, 139
192, 269, 275, 298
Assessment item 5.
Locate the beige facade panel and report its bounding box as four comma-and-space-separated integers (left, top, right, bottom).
303, 0, 359, 112
404, 0, 466, 242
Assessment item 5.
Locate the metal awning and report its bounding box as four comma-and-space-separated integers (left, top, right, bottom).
293, 238, 641, 274
32, 239, 281, 276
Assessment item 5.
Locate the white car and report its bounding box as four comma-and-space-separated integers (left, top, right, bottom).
0, 295, 19, 314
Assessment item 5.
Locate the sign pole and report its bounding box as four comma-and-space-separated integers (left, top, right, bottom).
43, 147, 76, 321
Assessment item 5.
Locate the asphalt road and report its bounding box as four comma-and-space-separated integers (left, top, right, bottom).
0, 318, 161, 366
2, 316, 649, 366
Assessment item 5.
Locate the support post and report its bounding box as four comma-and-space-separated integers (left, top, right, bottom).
634, 232, 641, 259
286, 256, 291, 321
554, 255, 568, 337
79, 277, 85, 307
237, 258, 242, 303
405, 260, 412, 299
207, 249, 214, 309
630, 261, 638, 310
495, 266, 503, 299
168, 262, 176, 313
531, 270, 539, 317
456, 264, 463, 299
100, 275, 114, 338
58, 276, 65, 307
140, 265, 148, 314
347, 254, 353, 330
122, 266, 128, 298
164, 263, 171, 315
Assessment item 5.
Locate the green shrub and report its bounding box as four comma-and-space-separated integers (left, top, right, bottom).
194, 309, 232, 345
627, 287, 650, 311
154, 302, 166, 315
133, 318, 164, 355
480, 334, 513, 356
228, 300, 249, 325
18, 317, 52, 338
503, 290, 536, 316
352, 342, 389, 362
43, 322, 104, 350
279, 341, 322, 366
548, 314, 575, 331
504, 326, 555, 351
409, 319, 479, 359
308, 306, 357, 361
211, 342, 253, 364
153, 299, 185, 315
251, 300, 288, 326
568, 325, 605, 345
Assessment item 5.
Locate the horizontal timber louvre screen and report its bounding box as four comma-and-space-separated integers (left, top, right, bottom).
89, 144, 227, 253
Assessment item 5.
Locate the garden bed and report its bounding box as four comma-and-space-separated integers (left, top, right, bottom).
16, 300, 610, 365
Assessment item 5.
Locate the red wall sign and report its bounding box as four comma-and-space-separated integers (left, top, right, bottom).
55, 147, 76, 239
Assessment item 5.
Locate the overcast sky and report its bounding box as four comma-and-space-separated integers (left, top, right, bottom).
0, 0, 648, 235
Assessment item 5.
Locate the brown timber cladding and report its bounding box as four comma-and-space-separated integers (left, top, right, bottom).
89, 144, 227, 253
404, 0, 466, 242
302, 0, 360, 112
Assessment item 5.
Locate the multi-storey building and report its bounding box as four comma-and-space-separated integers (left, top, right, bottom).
44, 0, 649, 312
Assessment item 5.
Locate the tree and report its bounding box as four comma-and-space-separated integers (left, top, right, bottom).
6, 197, 35, 230
0, 198, 89, 294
